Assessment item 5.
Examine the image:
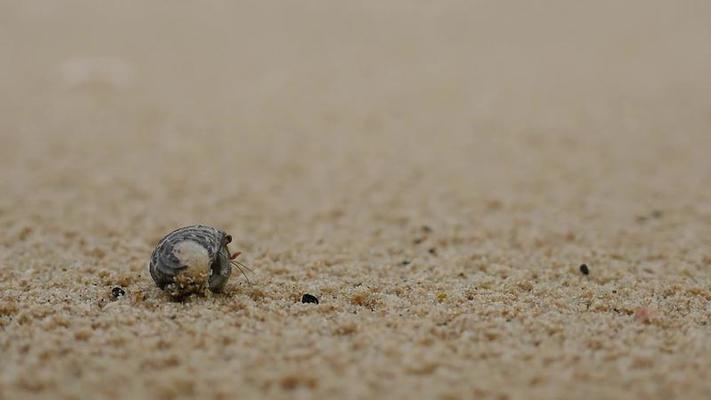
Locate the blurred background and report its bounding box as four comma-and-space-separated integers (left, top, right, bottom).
2, 1, 710, 248
2, 0, 711, 263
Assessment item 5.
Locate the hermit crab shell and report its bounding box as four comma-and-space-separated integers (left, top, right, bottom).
149, 225, 232, 295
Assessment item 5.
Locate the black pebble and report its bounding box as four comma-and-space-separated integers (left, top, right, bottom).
579, 264, 590, 275
301, 294, 319, 304
428, 247, 438, 256
112, 287, 126, 298
401, 260, 411, 266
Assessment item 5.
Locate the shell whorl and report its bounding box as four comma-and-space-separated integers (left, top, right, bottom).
149, 225, 227, 290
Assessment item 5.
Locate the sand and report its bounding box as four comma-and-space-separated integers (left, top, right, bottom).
1, 1, 710, 399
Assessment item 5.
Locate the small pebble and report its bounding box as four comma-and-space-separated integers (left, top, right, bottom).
579, 264, 590, 275
301, 294, 319, 304
428, 247, 438, 256
401, 260, 411, 266
111, 287, 126, 299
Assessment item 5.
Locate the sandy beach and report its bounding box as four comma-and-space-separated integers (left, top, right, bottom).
1, 1, 710, 399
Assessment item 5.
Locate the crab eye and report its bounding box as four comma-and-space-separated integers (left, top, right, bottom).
224, 234, 232, 244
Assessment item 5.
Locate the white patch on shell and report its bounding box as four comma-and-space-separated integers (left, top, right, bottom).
173, 240, 210, 278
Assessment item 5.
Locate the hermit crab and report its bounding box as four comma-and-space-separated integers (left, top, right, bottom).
149, 225, 250, 298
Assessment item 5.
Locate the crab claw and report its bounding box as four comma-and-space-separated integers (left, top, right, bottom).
230, 251, 242, 260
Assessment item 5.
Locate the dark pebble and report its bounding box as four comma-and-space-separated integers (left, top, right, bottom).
301, 294, 319, 304
579, 264, 590, 275
401, 260, 411, 266
111, 287, 126, 298
428, 247, 438, 256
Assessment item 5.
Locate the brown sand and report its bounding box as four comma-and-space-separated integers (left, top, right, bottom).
1, 1, 710, 399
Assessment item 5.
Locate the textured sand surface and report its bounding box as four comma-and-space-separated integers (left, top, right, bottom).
1, 1, 710, 399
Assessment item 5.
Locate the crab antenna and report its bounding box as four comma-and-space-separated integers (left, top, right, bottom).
230, 261, 251, 285
231, 259, 253, 272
